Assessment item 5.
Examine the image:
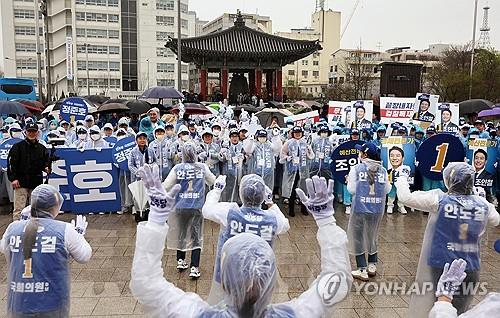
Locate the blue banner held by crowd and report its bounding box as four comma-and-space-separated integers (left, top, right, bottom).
47, 148, 73, 211
331, 140, 364, 183
112, 136, 136, 171
60, 97, 88, 123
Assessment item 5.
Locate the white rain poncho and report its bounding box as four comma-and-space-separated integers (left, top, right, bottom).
429, 292, 500, 318
148, 127, 172, 181
346, 158, 391, 256
280, 137, 314, 198
0, 185, 92, 317
202, 174, 290, 305
396, 162, 500, 318
219, 141, 244, 203
245, 138, 278, 190
130, 213, 351, 317
163, 142, 215, 251
310, 135, 334, 179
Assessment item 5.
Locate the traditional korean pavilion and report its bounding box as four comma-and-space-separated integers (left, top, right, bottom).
165, 11, 322, 102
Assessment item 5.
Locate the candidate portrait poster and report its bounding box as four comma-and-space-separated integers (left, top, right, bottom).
350, 100, 373, 130
466, 138, 497, 190
328, 101, 350, 125
380, 97, 416, 125
412, 93, 439, 129
381, 136, 416, 185
436, 103, 460, 134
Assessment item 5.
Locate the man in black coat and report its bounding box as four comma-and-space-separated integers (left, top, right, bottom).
7, 123, 50, 220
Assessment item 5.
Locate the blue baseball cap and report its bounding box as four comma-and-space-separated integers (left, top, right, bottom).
355, 142, 379, 160
351, 128, 360, 135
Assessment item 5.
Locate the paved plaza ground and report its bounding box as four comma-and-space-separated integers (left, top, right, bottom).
0, 203, 498, 317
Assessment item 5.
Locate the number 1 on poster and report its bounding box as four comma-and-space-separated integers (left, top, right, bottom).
430, 143, 449, 172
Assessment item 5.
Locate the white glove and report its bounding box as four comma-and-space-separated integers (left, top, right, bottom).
78, 148, 85, 152
71, 215, 88, 236
435, 258, 467, 300
198, 152, 208, 161
138, 164, 181, 225
473, 186, 486, 198
264, 186, 273, 205
214, 175, 227, 191
296, 176, 335, 221
96, 147, 102, 152
20, 206, 31, 221
396, 165, 411, 180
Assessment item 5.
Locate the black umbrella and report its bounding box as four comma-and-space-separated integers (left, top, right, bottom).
103, 98, 127, 105
255, 108, 294, 128
97, 103, 130, 113
84, 95, 110, 105
125, 100, 151, 115
140, 86, 183, 99
0, 101, 29, 115
459, 99, 493, 116
172, 103, 212, 115
234, 104, 260, 113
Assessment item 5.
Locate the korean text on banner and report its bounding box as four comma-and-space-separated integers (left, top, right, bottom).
60, 97, 88, 123
380, 97, 416, 125
328, 101, 350, 125
284, 110, 319, 126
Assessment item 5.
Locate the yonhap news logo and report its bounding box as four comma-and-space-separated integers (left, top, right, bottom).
316, 272, 347, 307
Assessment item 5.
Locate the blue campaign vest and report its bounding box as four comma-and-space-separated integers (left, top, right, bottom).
214, 207, 278, 283
428, 195, 489, 271
252, 143, 274, 176
352, 163, 387, 214
175, 163, 206, 209
7, 219, 69, 314
286, 139, 308, 174
198, 304, 295, 318
311, 138, 332, 169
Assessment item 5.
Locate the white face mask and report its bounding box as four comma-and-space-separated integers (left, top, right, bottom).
181, 135, 190, 142
156, 134, 165, 141
90, 133, 101, 141
49, 125, 57, 130
212, 129, 220, 137
3, 132, 10, 139
117, 134, 127, 140
12, 132, 23, 139
166, 130, 174, 137
78, 133, 87, 140
258, 137, 267, 143
320, 132, 328, 138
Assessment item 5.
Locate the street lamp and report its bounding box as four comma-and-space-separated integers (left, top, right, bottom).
85, 43, 90, 96
177, 0, 182, 92
146, 58, 150, 89
469, 0, 479, 100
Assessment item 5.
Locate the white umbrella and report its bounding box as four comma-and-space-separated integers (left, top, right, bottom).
128, 180, 148, 213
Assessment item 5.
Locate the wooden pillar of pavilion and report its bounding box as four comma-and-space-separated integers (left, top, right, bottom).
255, 69, 262, 97
220, 68, 228, 99
199, 68, 208, 101
266, 71, 273, 100
248, 70, 255, 95
275, 69, 283, 102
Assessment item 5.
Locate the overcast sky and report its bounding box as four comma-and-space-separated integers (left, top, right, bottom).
190, 0, 500, 51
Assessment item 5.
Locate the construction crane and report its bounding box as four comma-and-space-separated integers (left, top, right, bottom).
341, 0, 361, 40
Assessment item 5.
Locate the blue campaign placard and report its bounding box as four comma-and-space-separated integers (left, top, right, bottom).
330, 140, 364, 183
64, 148, 121, 214
416, 134, 466, 181
112, 136, 135, 171
47, 148, 74, 211
466, 138, 497, 188
104, 136, 117, 148
0, 138, 23, 169
60, 97, 88, 123
381, 137, 416, 185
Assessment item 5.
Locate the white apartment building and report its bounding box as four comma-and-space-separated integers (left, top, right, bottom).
277, 9, 341, 98
0, 0, 197, 99
201, 12, 272, 35
329, 49, 391, 98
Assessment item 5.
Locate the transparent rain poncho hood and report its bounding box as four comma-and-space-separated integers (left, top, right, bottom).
239, 174, 266, 208
220, 233, 277, 318
181, 141, 198, 163
30, 184, 64, 218
443, 162, 475, 195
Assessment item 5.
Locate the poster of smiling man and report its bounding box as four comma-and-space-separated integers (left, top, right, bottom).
436, 103, 460, 134
412, 93, 439, 129
381, 136, 416, 185
466, 138, 498, 202
350, 100, 373, 130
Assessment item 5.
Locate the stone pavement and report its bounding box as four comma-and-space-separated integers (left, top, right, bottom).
0, 203, 498, 318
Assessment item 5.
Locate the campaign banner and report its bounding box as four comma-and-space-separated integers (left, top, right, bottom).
328, 101, 350, 125
0, 138, 23, 170
466, 138, 497, 188
60, 97, 88, 123
412, 93, 439, 129
381, 136, 416, 185
64, 148, 121, 213
47, 148, 72, 211
350, 100, 373, 130
112, 136, 136, 171
104, 136, 117, 147
284, 110, 319, 126
416, 134, 465, 181
380, 97, 415, 125
436, 103, 460, 134
331, 140, 364, 183
330, 134, 351, 146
